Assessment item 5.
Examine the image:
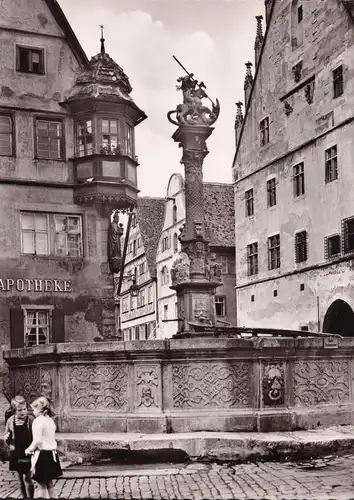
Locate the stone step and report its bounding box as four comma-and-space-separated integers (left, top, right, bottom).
2, 427, 353, 465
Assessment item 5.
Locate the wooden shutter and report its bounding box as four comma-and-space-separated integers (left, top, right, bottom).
51, 308, 65, 344
10, 308, 25, 349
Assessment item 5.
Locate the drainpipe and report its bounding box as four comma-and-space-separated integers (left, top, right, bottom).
317, 296, 320, 332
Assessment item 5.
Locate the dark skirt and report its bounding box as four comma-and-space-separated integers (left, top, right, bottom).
32, 450, 63, 483
9, 452, 31, 475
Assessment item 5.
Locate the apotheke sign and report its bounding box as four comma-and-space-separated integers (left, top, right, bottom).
0, 278, 72, 293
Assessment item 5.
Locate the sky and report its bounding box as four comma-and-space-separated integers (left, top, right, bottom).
59, 0, 265, 197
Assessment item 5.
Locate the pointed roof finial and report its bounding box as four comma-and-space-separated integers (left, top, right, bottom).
99, 24, 106, 54
235, 101, 244, 128
255, 15, 264, 50
244, 62, 254, 90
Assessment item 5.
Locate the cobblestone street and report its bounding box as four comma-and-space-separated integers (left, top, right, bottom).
1, 454, 354, 499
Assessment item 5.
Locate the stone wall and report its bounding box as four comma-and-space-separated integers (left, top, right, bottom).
4, 336, 354, 433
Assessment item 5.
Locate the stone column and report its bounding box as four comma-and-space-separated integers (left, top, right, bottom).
167, 72, 222, 336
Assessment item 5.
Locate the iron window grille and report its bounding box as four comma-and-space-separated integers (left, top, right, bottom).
324, 234, 341, 259
295, 230, 308, 263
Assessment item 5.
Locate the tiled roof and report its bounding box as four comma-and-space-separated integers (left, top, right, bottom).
136, 197, 166, 277
203, 182, 235, 248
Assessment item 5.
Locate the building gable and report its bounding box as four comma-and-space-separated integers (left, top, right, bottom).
233, 0, 353, 182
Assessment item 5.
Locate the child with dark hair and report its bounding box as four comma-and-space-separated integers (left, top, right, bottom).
25, 396, 63, 499
4, 395, 35, 498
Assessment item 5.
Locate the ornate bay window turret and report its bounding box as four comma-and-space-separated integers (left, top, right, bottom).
62, 36, 146, 212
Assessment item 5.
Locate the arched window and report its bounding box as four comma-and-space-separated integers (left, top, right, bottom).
173, 204, 177, 224
173, 233, 178, 253
291, 0, 303, 49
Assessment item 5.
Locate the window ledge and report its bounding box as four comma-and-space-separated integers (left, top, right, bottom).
34, 157, 65, 163
21, 254, 85, 261
0, 153, 16, 158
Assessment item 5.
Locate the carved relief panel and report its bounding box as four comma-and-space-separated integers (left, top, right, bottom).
293, 359, 350, 407
262, 361, 285, 407
172, 362, 251, 409
135, 364, 162, 411
69, 364, 128, 411
11, 367, 40, 404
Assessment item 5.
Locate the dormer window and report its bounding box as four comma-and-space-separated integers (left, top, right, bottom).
76, 120, 93, 157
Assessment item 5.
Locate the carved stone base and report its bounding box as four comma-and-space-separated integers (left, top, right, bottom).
171, 281, 221, 333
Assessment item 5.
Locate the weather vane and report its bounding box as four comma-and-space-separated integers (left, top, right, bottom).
99, 24, 105, 54
167, 55, 220, 127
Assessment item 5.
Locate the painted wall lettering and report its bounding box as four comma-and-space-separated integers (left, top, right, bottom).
0, 278, 73, 293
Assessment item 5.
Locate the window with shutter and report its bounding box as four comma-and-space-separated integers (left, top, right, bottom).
9, 308, 25, 349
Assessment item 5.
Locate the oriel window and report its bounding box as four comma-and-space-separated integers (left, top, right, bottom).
126, 124, 134, 157
21, 213, 49, 255
36, 119, 63, 159
260, 117, 269, 147
268, 234, 280, 270
267, 178, 277, 207
54, 215, 82, 257
16, 46, 44, 74
0, 115, 13, 156
333, 65, 343, 98
295, 230, 308, 263
245, 188, 254, 216
325, 145, 338, 183
101, 119, 118, 152
76, 120, 93, 157
293, 162, 305, 197
247, 242, 258, 276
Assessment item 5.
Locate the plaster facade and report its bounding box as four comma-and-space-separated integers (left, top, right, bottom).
0, 0, 145, 400
233, 0, 354, 333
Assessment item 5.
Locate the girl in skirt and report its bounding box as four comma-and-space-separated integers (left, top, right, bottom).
25, 396, 62, 498
4, 395, 35, 498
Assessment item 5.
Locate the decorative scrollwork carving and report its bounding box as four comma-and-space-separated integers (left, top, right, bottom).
293, 359, 349, 406
12, 367, 40, 404
171, 252, 190, 286
172, 362, 251, 409
69, 364, 128, 410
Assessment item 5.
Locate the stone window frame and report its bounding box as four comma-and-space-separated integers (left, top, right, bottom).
20, 211, 84, 258
268, 234, 281, 270
21, 305, 54, 348
173, 233, 178, 253
324, 233, 341, 260
293, 162, 305, 197
333, 65, 344, 99
215, 295, 226, 317
247, 242, 258, 276
266, 177, 277, 207
245, 188, 254, 217
295, 230, 308, 263
16, 45, 45, 75
260, 117, 269, 147
34, 116, 65, 161
342, 215, 354, 255
325, 145, 338, 183
0, 111, 15, 157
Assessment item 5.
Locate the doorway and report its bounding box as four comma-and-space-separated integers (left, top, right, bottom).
323, 299, 354, 336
